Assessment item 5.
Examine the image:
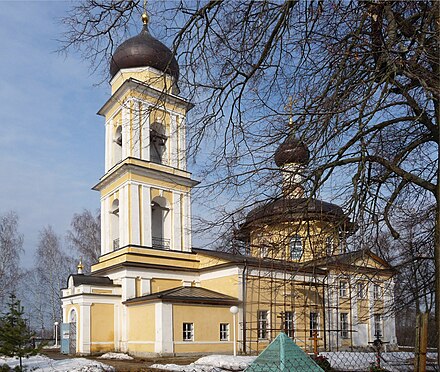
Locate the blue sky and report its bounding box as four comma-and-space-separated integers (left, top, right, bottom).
0, 2, 107, 266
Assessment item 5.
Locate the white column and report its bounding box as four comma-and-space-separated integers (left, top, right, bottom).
170, 114, 178, 168
130, 184, 140, 245
172, 192, 181, 251
141, 103, 150, 161
122, 103, 130, 159
142, 185, 152, 247
79, 303, 91, 354
132, 100, 141, 159
155, 302, 173, 354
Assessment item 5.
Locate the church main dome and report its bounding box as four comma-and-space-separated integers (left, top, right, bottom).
110, 24, 179, 81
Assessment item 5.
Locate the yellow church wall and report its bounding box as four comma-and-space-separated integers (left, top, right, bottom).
91, 289, 113, 294
127, 303, 156, 353
196, 254, 231, 269
151, 278, 181, 293
249, 221, 341, 262
111, 68, 176, 95
90, 304, 114, 353
200, 275, 239, 298
358, 299, 370, 323
172, 304, 234, 353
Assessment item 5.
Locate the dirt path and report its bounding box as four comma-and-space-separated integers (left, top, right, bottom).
41, 349, 199, 371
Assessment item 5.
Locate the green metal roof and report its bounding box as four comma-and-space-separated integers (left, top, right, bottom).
245, 333, 324, 372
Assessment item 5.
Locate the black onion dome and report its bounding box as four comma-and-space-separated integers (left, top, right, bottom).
236, 197, 355, 241
274, 135, 309, 167
110, 25, 179, 80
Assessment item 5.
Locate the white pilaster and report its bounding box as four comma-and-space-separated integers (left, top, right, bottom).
178, 116, 186, 170
120, 184, 129, 247
172, 192, 182, 251
122, 104, 130, 159
132, 100, 141, 159
182, 193, 192, 251
79, 303, 91, 354
130, 184, 140, 245
155, 302, 173, 354
101, 197, 108, 255
141, 103, 150, 161
142, 185, 152, 247
141, 278, 151, 296
105, 120, 111, 172
170, 114, 178, 168
383, 279, 397, 344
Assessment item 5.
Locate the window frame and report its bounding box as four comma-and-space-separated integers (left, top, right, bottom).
339, 280, 348, 298
183, 322, 194, 342
373, 284, 381, 300
284, 311, 294, 338
340, 312, 349, 339
309, 312, 319, 337
357, 282, 366, 299
374, 314, 382, 338
257, 310, 269, 339
219, 323, 229, 341
289, 235, 303, 260
325, 236, 335, 255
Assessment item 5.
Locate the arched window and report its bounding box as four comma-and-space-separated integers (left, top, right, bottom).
110, 199, 120, 250
150, 121, 167, 164
69, 309, 77, 323
151, 196, 170, 250
289, 235, 303, 260
113, 125, 122, 164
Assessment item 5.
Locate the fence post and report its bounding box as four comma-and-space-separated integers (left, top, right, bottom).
414, 312, 428, 372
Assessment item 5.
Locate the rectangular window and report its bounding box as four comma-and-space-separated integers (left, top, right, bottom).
339, 281, 348, 297
220, 323, 229, 341
357, 282, 366, 299
374, 314, 382, 338
373, 284, 381, 300
284, 311, 294, 338
290, 235, 303, 260
310, 312, 319, 337
183, 323, 194, 341
257, 310, 268, 339
340, 313, 349, 338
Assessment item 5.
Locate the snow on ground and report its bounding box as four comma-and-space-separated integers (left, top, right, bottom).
150, 352, 439, 372
0, 355, 115, 371
151, 355, 256, 372
98, 352, 134, 360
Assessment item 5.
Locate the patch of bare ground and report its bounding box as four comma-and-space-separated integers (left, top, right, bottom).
41, 349, 199, 371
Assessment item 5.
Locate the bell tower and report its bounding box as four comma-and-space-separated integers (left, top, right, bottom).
93, 14, 197, 258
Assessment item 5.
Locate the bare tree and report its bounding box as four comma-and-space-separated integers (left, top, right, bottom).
34, 226, 74, 332
60, 0, 440, 356
0, 211, 24, 307
66, 209, 101, 273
